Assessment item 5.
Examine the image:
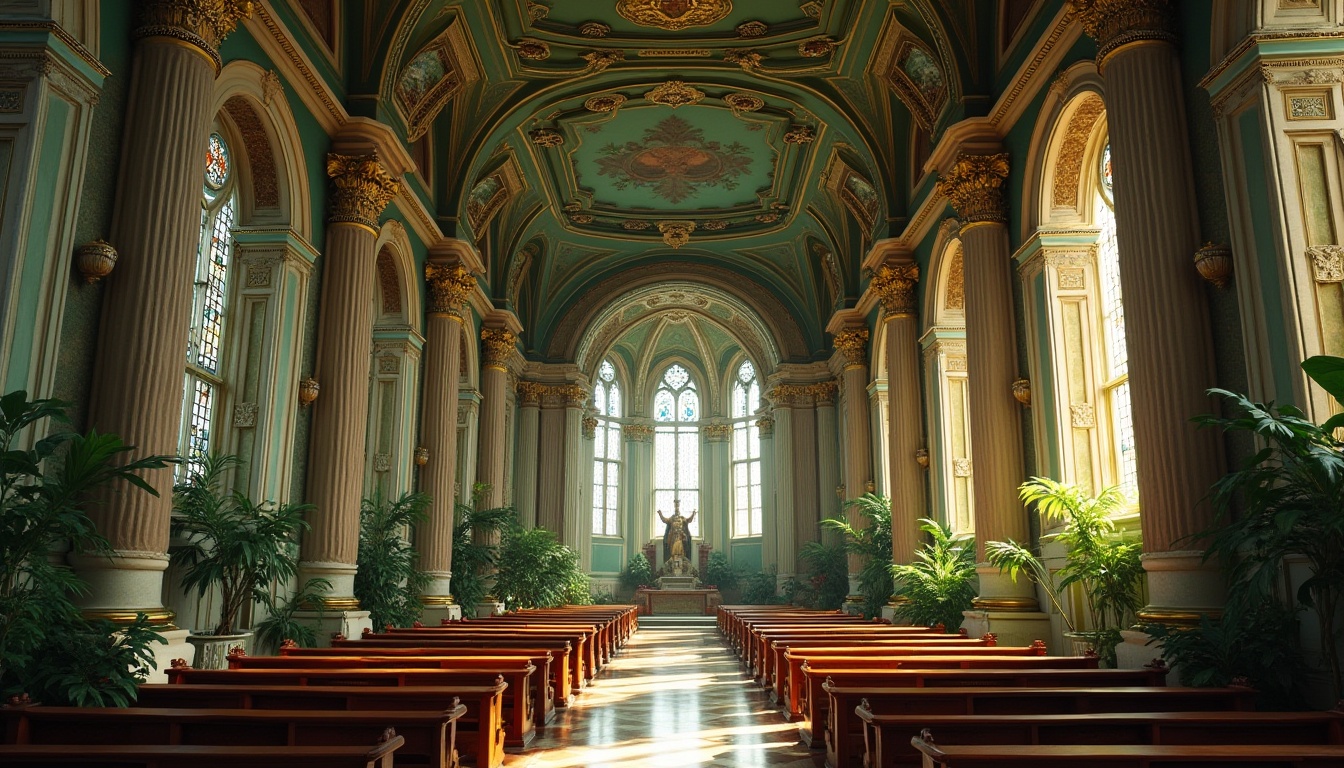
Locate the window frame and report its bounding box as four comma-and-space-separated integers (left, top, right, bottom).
592, 359, 623, 537
730, 359, 762, 538
653, 363, 700, 537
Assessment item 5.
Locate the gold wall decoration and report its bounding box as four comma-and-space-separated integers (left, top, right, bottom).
616, 0, 733, 31
723, 92, 764, 113
1069, 402, 1096, 429
623, 220, 651, 230
700, 220, 728, 231
582, 49, 625, 72
1308, 245, 1344, 283
517, 380, 546, 406
298, 377, 320, 408
1193, 242, 1234, 288
513, 38, 551, 60
414, 446, 429, 466
724, 48, 763, 70
645, 80, 704, 108
737, 20, 767, 37
582, 415, 599, 438
570, 213, 594, 224
870, 262, 919, 318
623, 423, 655, 442
481, 327, 518, 367
833, 327, 870, 368
783, 124, 816, 144
1051, 95, 1106, 208
915, 448, 930, 469
657, 220, 696, 249
938, 153, 1011, 224
584, 93, 627, 112
136, 0, 253, 69
1286, 90, 1333, 120
637, 49, 712, 57
579, 21, 611, 37
1011, 378, 1031, 406
703, 423, 733, 441
798, 36, 838, 58
74, 239, 118, 284
1068, 0, 1176, 64
326, 152, 398, 228
528, 127, 564, 147
425, 262, 475, 315
952, 457, 972, 477
755, 416, 774, 436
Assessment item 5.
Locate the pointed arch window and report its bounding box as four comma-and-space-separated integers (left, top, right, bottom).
653, 363, 699, 536
1095, 141, 1137, 498
592, 359, 622, 536
731, 360, 763, 537
179, 132, 238, 478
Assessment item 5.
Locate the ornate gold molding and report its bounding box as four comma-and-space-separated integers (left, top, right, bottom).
937, 154, 1010, 225
657, 220, 695, 249
136, 0, 253, 71
81, 608, 178, 629
833, 327, 870, 368
971, 596, 1040, 611
755, 416, 774, 437
645, 81, 705, 108
1069, 0, 1176, 65
703, 423, 733, 441
616, 0, 732, 30
871, 263, 920, 318
480, 328, 517, 368
425, 262, 475, 316
623, 423, 655, 442
326, 153, 398, 229
770, 382, 838, 407
517, 380, 545, 406
582, 415, 599, 439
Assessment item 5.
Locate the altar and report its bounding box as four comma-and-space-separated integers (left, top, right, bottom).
635, 587, 722, 616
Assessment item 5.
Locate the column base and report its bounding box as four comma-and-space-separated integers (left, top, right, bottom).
289, 609, 372, 646
475, 600, 505, 618
962, 609, 1053, 649
297, 561, 359, 602
1136, 550, 1226, 626
971, 567, 1041, 611
420, 596, 462, 624
68, 552, 171, 617
144, 628, 194, 683
775, 573, 794, 593
842, 594, 866, 615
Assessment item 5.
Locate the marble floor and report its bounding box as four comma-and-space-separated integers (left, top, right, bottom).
505, 625, 824, 768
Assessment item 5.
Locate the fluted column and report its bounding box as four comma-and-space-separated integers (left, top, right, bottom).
871, 261, 925, 570
770, 398, 796, 584
815, 389, 840, 529
938, 152, 1037, 612
417, 262, 475, 607
77, 0, 251, 624
476, 327, 515, 508
835, 327, 873, 606
792, 390, 821, 556
561, 387, 589, 550
579, 412, 597, 571
537, 393, 567, 534
756, 415, 777, 572
514, 382, 542, 527
1073, 0, 1225, 622
299, 152, 400, 604
623, 423, 656, 556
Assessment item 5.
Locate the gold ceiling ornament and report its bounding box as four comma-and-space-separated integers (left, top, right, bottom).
1193, 242, 1233, 289
623, 220, 652, 231
724, 48, 763, 70
1011, 378, 1032, 407
645, 80, 705, 108
700, 219, 728, 231
512, 38, 551, 60
616, 0, 733, 31
326, 152, 398, 228
657, 220, 696, 249
755, 212, 779, 223
526, 2, 548, 21
582, 49, 625, 72
136, 0, 253, 70
578, 21, 611, 37
798, 36, 838, 58
424, 262, 475, 316
1068, 0, 1176, 65
833, 327, 870, 368
783, 124, 816, 144
528, 127, 564, 148
480, 327, 518, 367
937, 153, 1011, 224
562, 201, 582, 213
584, 93, 627, 113
723, 92, 764, 113
570, 213, 594, 224
736, 20, 768, 38
870, 262, 920, 318
74, 239, 118, 284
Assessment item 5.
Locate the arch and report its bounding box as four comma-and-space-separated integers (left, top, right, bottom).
1020, 61, 1108, 239
923, 217, 966, 331
372, 220, 423, 333
212, 61, 312, 240
638, 316, 720, 413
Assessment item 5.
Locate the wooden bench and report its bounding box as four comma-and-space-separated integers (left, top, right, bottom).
139, 681, 506, 767
1, 704, 460, 768
746, 628, 962, 675
0, 735, 404, 768
383, 628, 597, 682
858, 709, 1344, 768
754, 633, 988, 684
341, 634, 584, 697
910, 732, 1344, 767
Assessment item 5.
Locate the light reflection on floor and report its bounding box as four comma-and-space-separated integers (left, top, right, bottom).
506, 624, 823, 767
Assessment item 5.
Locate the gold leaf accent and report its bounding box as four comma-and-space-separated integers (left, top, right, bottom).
326, 153, 398, 227
645, 80, 705, 108
657, 220, 696, 249
616, 0, 733, 31
937, 153, 1010, 224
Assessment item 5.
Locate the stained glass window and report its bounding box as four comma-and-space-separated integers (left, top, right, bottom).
1095, 141, 1137, 499
731, 360, 763, 537
179, 131, 237, 478
653, 364, 699, 536
592, 359, 622, 536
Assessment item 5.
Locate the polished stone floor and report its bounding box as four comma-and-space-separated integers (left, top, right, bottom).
506, 625, 824, 767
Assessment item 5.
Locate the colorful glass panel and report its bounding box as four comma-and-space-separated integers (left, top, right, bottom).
204, 133, 230, 191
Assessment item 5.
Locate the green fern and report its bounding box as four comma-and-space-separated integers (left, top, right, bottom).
890, 518, 977, 630
355, 490, 431, 629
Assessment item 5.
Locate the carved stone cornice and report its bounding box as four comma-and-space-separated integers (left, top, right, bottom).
623, 423, 655, 443
833, 327, 870, 368
136, 0, 253, 71
1069, 0, 1176, 65
937, 154, 1010, 225
516, 380, 545, 406
326, 153, 398, 228
870, 263, 920, 318
424, 262, 475, 317
480, 328, 518, 368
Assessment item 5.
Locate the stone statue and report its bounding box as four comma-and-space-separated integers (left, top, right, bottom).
658, 499, 697, 566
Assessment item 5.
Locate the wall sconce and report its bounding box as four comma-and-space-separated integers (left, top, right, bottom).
414, 446, 430, 466
1011, 378, 1031, 407
1194, 242, 1233, 289
75, 239, 118, 284
298, 377, 320, 408
915, 448, 930, 469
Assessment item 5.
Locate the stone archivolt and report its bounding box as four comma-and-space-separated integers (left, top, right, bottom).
870, 262, 920, 317
425, 263, 475, 316
1069, 0, 1176, 64
833, 327, 870, 367
137, 0, 253, 67
937, 153, 1011, 225
326, 153, 399, 228
480, 327, 518, 367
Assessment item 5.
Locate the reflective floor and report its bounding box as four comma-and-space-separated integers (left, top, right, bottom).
506, 625, 824, 767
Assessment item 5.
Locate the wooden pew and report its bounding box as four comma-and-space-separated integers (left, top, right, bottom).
910, 731, 1344, 767
440, 619, 612, 664
231, 651, 555, 726
137, 683, 506, 768
754, 633, 987, 683
341, 634, 585, 697
859, 709, 1344, 768
388, 627, 599, 682
744, 627, 958, 675
0, 736, 405, 768
1, 704, 462, 768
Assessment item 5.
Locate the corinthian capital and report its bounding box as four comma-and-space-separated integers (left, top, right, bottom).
1069, 0, 1176, 63
937, 153, 1010, 225
137, 0, 253, 69
870, 263, 920, 318
833, 327, 870, 368
425, 263, 475, 317
516, 380, 545, 406
480, 328, 517, 368
326, 153, 398, 229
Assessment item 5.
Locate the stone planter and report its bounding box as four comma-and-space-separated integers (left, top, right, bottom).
185, 630, 253, 669
1063, 630, 1097, 658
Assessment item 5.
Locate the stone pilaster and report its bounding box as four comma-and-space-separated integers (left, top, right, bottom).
834, 325, 873, 607
513, 382, 543, 527
1073, 0, 1225, 636
768, 396, 796, 584
476, 326, 516, 506
756, 415, 777, 572
561, 385, 589, 552
78, 2, 250, 649
792, 387, 822, 558
417, 259, 475, 615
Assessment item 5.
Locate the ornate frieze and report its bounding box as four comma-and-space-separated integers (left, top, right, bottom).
480, 327, 517, 368
326, 153, 398, 228
870, 262, 920, 318
535, 383, 588, 409
425, 262, 475, 316
623, 423, 655, 442
1308, 245, 1344, 283
937, 153, 1010, 224
770, 382, 837, 407
136, 0, 253, 70
833, 327, 870, 368
1068, 0, 1177, 64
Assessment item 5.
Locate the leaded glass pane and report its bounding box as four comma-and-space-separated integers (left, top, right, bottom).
733, 384, 747, 418
594, 461, 605, 485
599, 359, 615, 382
1096, 198, 1127, 379
738, 360, 755, 383
679, 390, 699, 422
594, 424, 606, 460
608, 383, 621, 418
185, 375, 214, 477
594, 382, 606, 415
190, 196, 235, 373
655, 429, 676, 486
654, 390, 675, 422
663, 364, 690, 390
607, 426, 620, 459
677, 429, 698, 488
1114, 380, 1138, 497
733, 422, 747, 455
204, 133, 230, 191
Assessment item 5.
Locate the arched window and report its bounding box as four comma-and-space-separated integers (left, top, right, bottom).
731, 360, 762, 537
1094, 142, 1137, 497
179, 132, 238, 478
653, 363, 699, 536
592, 359, 622, 536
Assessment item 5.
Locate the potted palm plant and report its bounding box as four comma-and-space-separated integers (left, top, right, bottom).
889, 518, 978, 631
171, 453, 312, 668
823, 493, 895, 618
985, 477, 1144, 666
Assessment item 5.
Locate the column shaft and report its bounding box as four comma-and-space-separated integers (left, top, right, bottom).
561, 402, 585, 549
514, 391, 541, 527
772, 406, 795, 580
757, 417, 777, 570
885, 314, 925, 565
791, 402, 820, 554
537, 404, 566, 533
476, 363, 509, 507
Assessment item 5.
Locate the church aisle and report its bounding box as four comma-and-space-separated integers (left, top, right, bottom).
506, 622, 823, 768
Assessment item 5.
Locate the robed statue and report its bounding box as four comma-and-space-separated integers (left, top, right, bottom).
658, 500, 697, 565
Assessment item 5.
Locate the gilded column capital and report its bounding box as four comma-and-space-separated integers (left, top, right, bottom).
833, 327, 870, 369
560, 384, 589, 408
1069, 0, 1176, 64
623, 423, 655, 443
480, 328, 517, 370
326, 153, 398, 230
425, 262, 475, 317
582, 415, 599, 439
937, 153, 1010, 225
136, 0, 253, 71
703, 423, 733, 442
808, 381, 838, 406
516, 380, 545, 406
755, 415, 775, 437
871, 263, 920, 318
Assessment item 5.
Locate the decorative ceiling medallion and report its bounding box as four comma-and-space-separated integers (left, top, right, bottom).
657, 220, 696, 249
570, 213, 595, 224
645, 80, 705, 108
798, 36, 837, 57
700, 220, 728, 231
526, 2, 549, 21
596, 115, 752, 204
616, 0, 733, 31
528, 127, 564, 148
723, 92, 764, 113
724, 49, 763, 70
584, 93, 627, 113
579, 21, 611, 37
783, 124, 816, 144
513, 38, 551, 60
755, 212, 779, 223
737, 20, 767, 37
582, 49, 625, 72
624, 220, 652, 231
